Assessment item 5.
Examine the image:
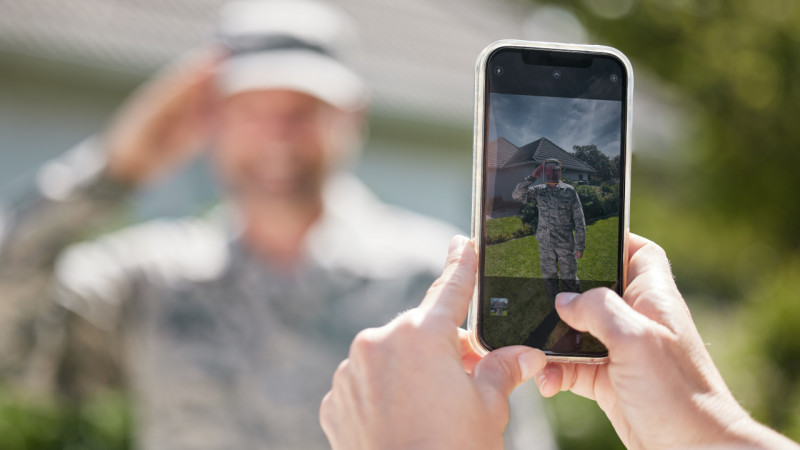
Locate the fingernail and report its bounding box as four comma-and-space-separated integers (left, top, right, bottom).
448, 235, 469, 254
517, 350, 542, 382
556, 292, 579, 307
535, 370, 548, 391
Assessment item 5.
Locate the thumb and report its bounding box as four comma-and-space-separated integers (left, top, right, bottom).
472, 347, 546, 414
555, 288, 649, 351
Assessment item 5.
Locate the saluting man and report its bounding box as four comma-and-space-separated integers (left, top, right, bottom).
512, 159, 585, 303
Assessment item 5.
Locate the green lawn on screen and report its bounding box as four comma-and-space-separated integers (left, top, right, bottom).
484, 215, 619, 281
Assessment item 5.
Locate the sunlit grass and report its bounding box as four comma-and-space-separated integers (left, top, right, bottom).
485, 216, 619, 282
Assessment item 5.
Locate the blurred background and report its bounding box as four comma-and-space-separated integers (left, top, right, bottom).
0, 0, 798, 448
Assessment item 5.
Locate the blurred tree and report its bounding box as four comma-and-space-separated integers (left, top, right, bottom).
572, 144, 615, 182
531, 0, 800, 446
545, 0, 800, 248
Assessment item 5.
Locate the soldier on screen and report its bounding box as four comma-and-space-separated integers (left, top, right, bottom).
512, 159, 586, 304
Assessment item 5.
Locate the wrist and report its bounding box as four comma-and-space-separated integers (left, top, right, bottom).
106, 151, 147, 186
38, 137, 133, 201
683, 392, 794, 450
720, 415, 797, 449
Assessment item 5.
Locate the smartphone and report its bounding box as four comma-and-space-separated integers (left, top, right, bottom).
468, 40, 633, 363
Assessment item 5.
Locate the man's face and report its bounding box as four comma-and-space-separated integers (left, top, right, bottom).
544, 164, 561, 187
214, 89, 354, 203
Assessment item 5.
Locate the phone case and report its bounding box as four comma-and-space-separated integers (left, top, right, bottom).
467, 40, 634, 364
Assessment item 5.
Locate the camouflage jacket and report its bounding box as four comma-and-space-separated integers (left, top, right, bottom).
0, 139, 457, 449
512, 178, 586, 252
0, 139, 555, 450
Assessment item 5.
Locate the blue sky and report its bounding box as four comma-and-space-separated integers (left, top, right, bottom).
488, 93, 622, 157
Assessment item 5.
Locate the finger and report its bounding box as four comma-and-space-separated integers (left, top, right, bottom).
154, 47, 224, 90
534, 362, 603, 400
555, 289, 648, 350
623, 241, 693, 331
626, 236, 674, 287
533, 363, 564, 398
626, 232, 650, 260
473, 347, 547, 411
319, 391, 335, 435
418, 235, 477, 327
458, 328, 482, 374
157, 52, 221, 122
128, 48, 224, 123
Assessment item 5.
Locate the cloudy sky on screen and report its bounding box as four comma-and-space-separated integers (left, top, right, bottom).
488, 93, 622, 157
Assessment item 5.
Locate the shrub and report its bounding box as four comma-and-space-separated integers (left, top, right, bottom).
576, 185, 605, 219
520, 202, 538, 232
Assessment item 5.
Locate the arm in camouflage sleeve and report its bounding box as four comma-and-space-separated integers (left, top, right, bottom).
0, 48, 221, 271
511, 177, 536, 203
0, 138, 134, 391
0, 51, 219, 391
572, 188, 586, 252
0, 138, 132, 273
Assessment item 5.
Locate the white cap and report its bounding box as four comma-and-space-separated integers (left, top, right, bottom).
216, 0, 367, 111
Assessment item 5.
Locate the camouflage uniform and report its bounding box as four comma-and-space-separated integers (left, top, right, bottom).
0, 139, 556, 450
512, 176, 586, 302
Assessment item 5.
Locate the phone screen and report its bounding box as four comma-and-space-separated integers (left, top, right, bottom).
478, 47, 628, 357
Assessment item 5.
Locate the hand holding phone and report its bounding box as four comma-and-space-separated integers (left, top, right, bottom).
321, 236, 547, 450
531, 234, 797, 449
468, 40, 633, 362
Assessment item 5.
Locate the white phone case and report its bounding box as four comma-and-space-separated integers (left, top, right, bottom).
467, 40, 634, 363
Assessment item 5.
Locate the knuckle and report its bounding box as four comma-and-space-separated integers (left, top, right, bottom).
642, 240, 667, 258
626, 326, 662, 358
497, 354, 522, 382
350, 327, 383, 357
609, 317, 649, 351
333, 358, 350, 378
482, 350, 521, 383
319, 393, 339, 438
426, 277, 445, 296
391, 310, 427, 337
319, 391, 333, 419
445, 250, 466, 268
640, 241, 672, 270
330, 358, 351, 387
563, 364, 579, 391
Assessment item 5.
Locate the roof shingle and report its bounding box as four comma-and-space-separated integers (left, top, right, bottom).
487, 136, 595, 172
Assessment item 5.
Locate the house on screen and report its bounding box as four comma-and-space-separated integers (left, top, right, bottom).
487, 136, 595, 215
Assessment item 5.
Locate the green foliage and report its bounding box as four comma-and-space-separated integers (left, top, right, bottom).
520, 202, 538, 231
546, 393, 625, 450
572, 144, 616, 182
738, 257, 800, 431
0, 389, 131, 450
575, 185, 619, 221
575, 185, 603, 219
548, 0, 800, 248
530, 0, 800, 444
